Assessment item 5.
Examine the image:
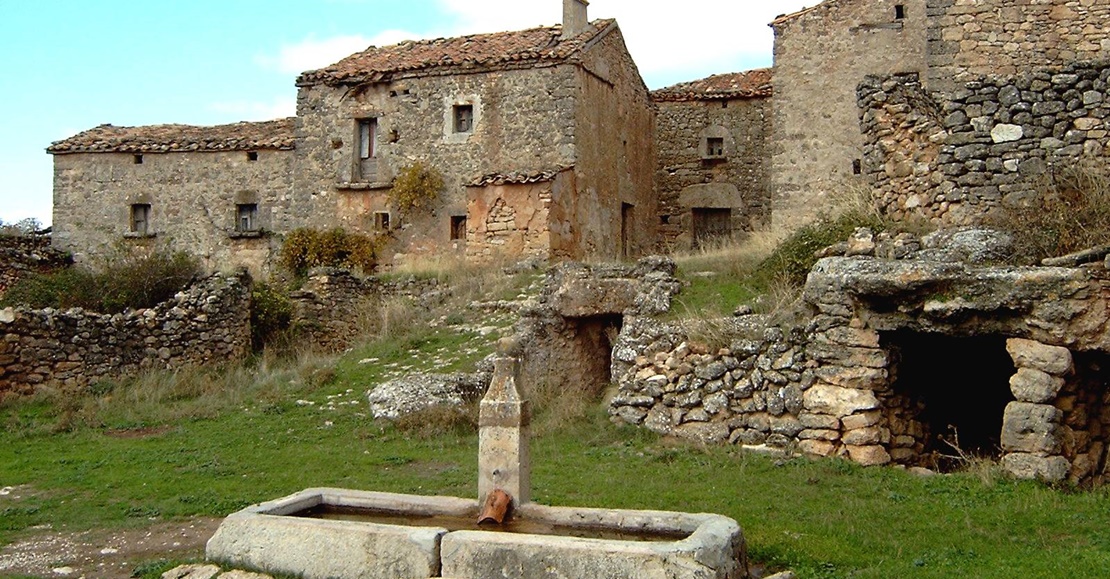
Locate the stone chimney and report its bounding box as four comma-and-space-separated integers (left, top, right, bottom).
562, 0, 589, 39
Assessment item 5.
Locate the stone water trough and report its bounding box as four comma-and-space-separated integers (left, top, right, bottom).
206, 348, 748, 579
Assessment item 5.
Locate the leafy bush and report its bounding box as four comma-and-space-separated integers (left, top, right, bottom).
987, 162, 1110, 264
754, 205, 889, 288
0, 250, 200, 313
279, 228, 382, 277
389, 161, 444, 213
250, 281, 294, 351
0, 217, 44, 236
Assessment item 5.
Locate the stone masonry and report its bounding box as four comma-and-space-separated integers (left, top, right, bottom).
860, 62, 1110, 225
0, 235, 72, 298
0, 271, 251, 396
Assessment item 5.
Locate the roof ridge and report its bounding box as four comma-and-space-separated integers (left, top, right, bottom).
47, 117, 297, 154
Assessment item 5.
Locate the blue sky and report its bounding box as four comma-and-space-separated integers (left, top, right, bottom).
0, 0, 810, 226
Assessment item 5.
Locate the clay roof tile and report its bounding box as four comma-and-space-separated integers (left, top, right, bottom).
47, 118, 296, 155
650, 69, 773, 102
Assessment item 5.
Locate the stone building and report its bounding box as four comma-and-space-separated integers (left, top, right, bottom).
769, 0, 929, 230
651, 69, 772, 250
48, 119, 295, 275
48, 0, 655, 272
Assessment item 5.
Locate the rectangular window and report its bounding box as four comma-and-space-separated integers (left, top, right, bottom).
895, 4, 905, 19
133, 154, 144, 165
450, 215, 467, 240
358, 119, 377, 159
454, 105, 474, 133
374, 211, 391, 231
236, 203, 258, 232
853, 159, 863, 175
130, 203, 151, 235
247, 151, 259, 162
706, 137, 725, 157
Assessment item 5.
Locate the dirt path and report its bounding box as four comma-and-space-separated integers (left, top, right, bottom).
0, 517, 221, 579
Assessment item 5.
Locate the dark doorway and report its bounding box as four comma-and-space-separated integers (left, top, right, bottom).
692, 207, 731, 248
885, 331, 1014, 469
621, 203, 633, 259
568, 314, 623, 394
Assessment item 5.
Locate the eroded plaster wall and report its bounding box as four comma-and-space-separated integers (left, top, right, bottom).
770, 0, 927, 230
654, 96, 771, 250
51, 150, 294, 276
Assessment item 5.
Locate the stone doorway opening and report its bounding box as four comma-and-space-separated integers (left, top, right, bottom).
568, 314, 624, 394
884, 331, 1015, 471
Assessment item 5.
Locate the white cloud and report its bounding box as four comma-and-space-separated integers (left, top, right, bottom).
257, 30, 421, 75
208, 97, 297, 121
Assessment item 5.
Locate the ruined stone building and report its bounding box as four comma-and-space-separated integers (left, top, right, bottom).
651, 70, 772, 251
48, 0, 655, 274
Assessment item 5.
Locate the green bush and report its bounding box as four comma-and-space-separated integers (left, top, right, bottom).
755, 210, 889, 288
279, 228, 382, 277
0, 250, 200, 313
389, 161, 444, 213
250, 281, 294, 351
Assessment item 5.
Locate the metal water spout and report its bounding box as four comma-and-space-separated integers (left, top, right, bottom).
477, 338, 530, 523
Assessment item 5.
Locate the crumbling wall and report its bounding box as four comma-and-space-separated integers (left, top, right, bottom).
860, 63, 1110, 225
0, 235, 71, 298
0, 271, 251, 395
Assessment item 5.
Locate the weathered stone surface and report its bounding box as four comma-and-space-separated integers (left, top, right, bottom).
1006, 338, 1073, 376
846, 445, 891, 466
162, 564, 221, 579
217, 572, 273, 579
368, 367, 491, 419
798, 439, 837, 457
1001, 452, 1070, 482
990, 124, 1023, 143
675, 422, 730, 445
1001, 402, 1063, 454
1009, 368, 1065, 404
803, 385, 880, 417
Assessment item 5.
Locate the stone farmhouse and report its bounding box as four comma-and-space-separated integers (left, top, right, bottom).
47, 0, 1110, 271
48, 0, 655, 274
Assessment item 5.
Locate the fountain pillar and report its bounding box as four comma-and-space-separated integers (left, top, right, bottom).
478, 340, 531, 509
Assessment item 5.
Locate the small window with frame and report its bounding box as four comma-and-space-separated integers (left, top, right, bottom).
358, 119, 378, 159
236, 203, 259, 232
705, 137, 725, 158
130, 203, 151, 235
895, 4, 905, 19
374, 211, 391, 231
454, 104, 474, 133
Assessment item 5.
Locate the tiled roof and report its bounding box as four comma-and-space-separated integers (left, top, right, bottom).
298, 20, 615, 86
651, 69, 773, 102
470, 168, 565, 187
47, 118, 296, 154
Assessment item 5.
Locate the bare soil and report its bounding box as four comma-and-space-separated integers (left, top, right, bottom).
0, 517, 220, 579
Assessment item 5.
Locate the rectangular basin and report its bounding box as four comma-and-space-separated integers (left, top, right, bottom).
206, 487, 747, 579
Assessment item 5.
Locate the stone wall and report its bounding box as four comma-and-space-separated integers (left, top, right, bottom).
860, 62, 1110, 225
290, 268, 446, 352
465, 177, 560, 262
770, 0, 928, 230
0, 235, 71, 298
654, 96, 771, 250
51, 149, 293, 277
0, 271, 251, 396
926, 0, 1110, 93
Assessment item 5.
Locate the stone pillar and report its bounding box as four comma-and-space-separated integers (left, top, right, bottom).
1001, 338, 1072, 482
478, 348, 531, 507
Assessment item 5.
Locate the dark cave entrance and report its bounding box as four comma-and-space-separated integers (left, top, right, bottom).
884, 331, 1015, 470
568, 314, 624, 394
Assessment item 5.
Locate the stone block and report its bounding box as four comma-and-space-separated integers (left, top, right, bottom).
675, 422, 729, 445
798, 439, 837, 457
1001, 402, 1063, 454
1009, 368, 1065, 403
812, 365, 887, 390
1001, 452, 1069, 482
803, 384, 880, 417
1006, 338, 1073, 375
846, 445, 891, 466
842, 426, 888, 446
841, 410, 882, 430
799, 412, 840, 430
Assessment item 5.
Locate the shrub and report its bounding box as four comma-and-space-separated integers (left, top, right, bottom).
987, 162, 1110, 264
0, 250, 200, 313
0, 217, 44, 236
250, 281, 294, 351
389, 161, 444, 213
279, 228, 383, 277
754, 206, 888, 288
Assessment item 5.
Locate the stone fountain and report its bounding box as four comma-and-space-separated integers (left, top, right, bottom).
206, 342, 748, 578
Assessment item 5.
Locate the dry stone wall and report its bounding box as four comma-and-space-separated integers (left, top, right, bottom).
926, 0, 1110, 93
0, 272, 251, 396
0, 235, 71, 298
860, 62, 1110, 225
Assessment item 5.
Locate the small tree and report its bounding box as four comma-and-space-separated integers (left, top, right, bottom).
389, 161, 444, 213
